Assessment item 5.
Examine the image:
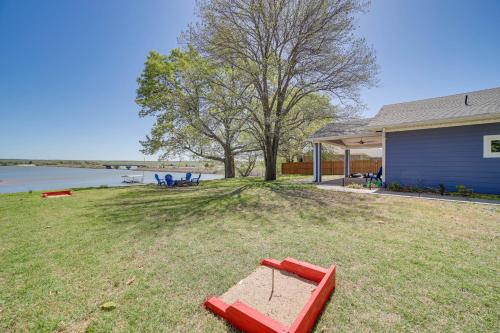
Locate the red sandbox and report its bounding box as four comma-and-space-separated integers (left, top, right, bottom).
204, 257, 336, 333
42, 190, 73, 198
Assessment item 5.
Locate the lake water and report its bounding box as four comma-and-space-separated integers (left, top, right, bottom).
0, 166, 222, 194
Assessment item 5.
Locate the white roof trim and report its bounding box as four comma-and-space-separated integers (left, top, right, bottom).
309, 131, 381, 143
378, 115, 500, 132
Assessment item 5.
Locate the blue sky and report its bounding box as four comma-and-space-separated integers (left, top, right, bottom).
1, 0, 499, 160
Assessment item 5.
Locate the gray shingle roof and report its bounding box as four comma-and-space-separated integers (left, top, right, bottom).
311, 87, 500, 140
310, 118, 372, 139
367, 87, 500, 128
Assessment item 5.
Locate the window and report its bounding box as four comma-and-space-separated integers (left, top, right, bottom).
492, 140, 500, 153
483, 135, 500, 158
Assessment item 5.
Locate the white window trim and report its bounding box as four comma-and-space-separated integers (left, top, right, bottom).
483, 135, 500, 158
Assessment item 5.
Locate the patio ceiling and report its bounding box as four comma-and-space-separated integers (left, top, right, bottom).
310, 118, 382, 148
313, 132, 382, 149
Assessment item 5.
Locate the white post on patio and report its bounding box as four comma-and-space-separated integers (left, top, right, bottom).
382, 129, 386, 183
344, 149, 350, 177
313, 142, 322, 183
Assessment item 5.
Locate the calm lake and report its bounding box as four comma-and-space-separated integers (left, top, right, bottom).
0, 166, 222, 194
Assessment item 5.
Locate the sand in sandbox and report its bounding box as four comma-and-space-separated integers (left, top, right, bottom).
220, 266, 317, 327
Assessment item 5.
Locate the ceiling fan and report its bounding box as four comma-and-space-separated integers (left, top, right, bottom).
357, 138, 377, 145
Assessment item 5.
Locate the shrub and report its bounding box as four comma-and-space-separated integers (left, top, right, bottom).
456, 185, 473, 197
410, 185, 423, 193
388, 182, 402, 191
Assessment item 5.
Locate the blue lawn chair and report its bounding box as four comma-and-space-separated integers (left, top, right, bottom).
181, 172, 192, 181
370, 167, 383, 182
165, 174, 176, 187
191, 174, 201, 185
154, 174, 165, 186
367, 167, 383, 189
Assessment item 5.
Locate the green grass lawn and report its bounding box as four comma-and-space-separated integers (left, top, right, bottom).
0, 178, 499, 332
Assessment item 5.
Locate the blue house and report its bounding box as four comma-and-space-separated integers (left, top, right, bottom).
310, 87, 500, 194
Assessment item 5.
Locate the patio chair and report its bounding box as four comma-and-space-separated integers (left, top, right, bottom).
370, 167, 383, 182
191, 174, 201, 185
154, 174, 165, 186
165, 174, 176, 187
181, 172, 192, 181
367, 167, 383, 188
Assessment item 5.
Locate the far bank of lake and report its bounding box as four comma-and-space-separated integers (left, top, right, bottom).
0, 166, 223, 194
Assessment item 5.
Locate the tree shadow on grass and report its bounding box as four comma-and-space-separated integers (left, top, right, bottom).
89, 183, 256, 235
89, 179, 383, 238
263, 183, 389, 225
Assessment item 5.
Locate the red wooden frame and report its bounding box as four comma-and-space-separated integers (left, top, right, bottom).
204, 257, 336, 333
42, 190, 73, 198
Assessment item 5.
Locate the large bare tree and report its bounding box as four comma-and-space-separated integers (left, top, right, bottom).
189, 0, 377, 180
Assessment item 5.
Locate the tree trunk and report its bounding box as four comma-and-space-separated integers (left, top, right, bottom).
264, 144, 277, 181
261, 117, 281, 181
223, 153, 236, 178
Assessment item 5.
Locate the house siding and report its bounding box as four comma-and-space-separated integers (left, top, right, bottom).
385, 122, 500, 194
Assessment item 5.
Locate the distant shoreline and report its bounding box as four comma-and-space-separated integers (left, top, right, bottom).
135, 167, 219, 174
1, 163, 221, 175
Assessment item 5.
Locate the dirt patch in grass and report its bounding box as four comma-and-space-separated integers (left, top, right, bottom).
219, 266, 316, 327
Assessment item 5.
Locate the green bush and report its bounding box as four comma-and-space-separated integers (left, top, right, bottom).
410, 186, 423, 193
388, 182, 402, 191
456, 185, 473, 197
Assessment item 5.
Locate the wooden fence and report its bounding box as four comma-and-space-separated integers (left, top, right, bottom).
282, 159, 381, 175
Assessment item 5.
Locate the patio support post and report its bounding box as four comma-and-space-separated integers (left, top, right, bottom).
313, 142, 322, 183
382, 129, 386, 186
344, 149, 350, 177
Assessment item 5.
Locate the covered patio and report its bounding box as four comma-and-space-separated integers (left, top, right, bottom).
310, 118, 384, 184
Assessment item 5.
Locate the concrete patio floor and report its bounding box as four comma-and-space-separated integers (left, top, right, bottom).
315, 177, 500, 206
